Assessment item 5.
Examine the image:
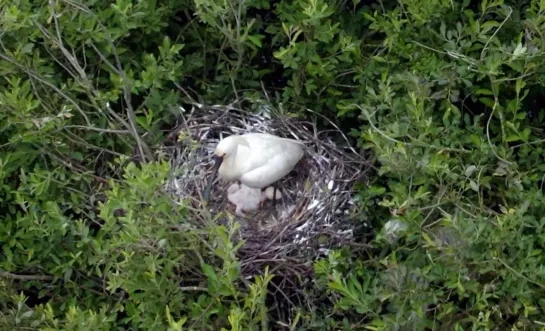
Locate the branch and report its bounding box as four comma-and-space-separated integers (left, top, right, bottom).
0, 271, 54, 281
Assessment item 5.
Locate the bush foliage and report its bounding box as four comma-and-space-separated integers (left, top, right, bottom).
2, 0, 545, 329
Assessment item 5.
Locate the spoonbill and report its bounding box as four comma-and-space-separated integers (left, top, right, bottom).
203, 133, 305, 210
226, 184, 283, 217
227, 183, 263, 216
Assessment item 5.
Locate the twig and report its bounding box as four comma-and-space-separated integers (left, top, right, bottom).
45, 1, 153, 162
486, 97, 512, 165
357, 104, 470, 154
179, 286, 208, 292
480, 7, 513, 61
0, 271, 54, 281
0, 52, 92, 126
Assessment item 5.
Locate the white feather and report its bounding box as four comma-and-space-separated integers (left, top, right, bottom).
216, 133, 305, 188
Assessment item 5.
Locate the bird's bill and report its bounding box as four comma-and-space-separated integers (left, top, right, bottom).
203, 155, 223, 202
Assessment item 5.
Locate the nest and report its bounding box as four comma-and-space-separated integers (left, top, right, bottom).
164, 102, 371, 278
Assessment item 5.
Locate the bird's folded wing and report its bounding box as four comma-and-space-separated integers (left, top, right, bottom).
240, 153, 296, 188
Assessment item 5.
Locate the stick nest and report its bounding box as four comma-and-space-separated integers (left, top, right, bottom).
164, 103, 371, 277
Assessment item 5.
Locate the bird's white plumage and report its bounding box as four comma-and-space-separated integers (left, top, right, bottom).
226, 184, 282, 216
263, 186, 282, 200
227, 183, 263, 216
215, 133, 305, 188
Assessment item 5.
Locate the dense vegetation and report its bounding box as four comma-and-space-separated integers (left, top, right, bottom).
2, 0, 545, 329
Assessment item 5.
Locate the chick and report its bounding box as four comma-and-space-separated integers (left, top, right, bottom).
227, 183, 263, 216
227, 184, 282, 216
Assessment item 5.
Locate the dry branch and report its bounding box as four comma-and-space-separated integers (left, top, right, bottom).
0, 271, 54, 281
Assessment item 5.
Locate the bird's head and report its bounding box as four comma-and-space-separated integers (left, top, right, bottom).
203, 135, 248, 202
214, 135, 249, 158
214, 136, 234, 158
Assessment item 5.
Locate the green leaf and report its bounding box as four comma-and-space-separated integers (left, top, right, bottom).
64, 268, 73, 282
513, 43, 527, 58
465, 165, 476, 177
476, 89, 494, 96
480, 20, 499, 34
469, 180, 479, 192
21, 43, 34, 54
246, 35, 263, 47
135, 116, 149, 130
273, 47, 289, 59
479, 97, 495, 108
505, 134, 521, 142
367, 186, 386, 196
201, 263, 217, 284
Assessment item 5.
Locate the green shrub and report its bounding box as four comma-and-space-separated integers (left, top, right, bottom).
2, 0, 545, 329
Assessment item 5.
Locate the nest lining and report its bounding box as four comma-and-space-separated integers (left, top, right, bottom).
164, 103, 370, 272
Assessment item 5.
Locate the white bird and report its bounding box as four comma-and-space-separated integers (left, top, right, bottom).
226, 183, 263, 216
226, 184, 283, 217
262, 186, 282, 201
203, 133, 304, 207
